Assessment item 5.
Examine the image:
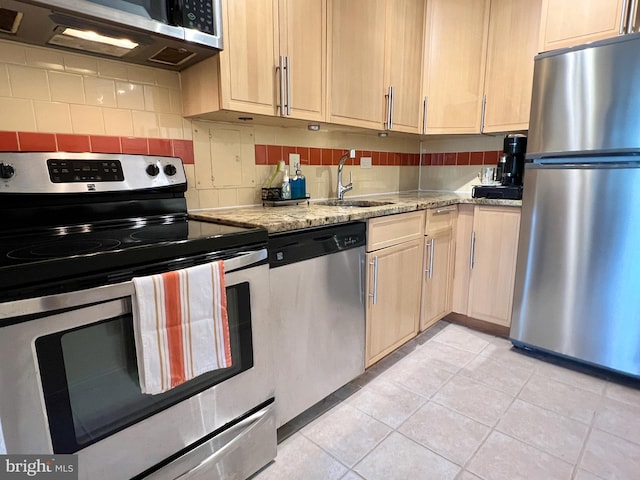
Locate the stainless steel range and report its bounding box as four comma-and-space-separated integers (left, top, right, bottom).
0, 152, 275, 479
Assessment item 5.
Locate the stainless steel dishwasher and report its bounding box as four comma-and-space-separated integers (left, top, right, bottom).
268, 222, 366, 427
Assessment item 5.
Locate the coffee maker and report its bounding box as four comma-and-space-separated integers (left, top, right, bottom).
501, 134, 527, 186
472, 134, 527, 200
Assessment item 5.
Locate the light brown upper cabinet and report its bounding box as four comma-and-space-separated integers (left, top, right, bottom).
422, 0, 491, 134
181, 0, 326, 121
538, 0, 639, 52
482, 0, 542, 133
327, 0, 425, 133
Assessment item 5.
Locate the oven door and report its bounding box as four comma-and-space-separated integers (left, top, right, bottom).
0, 250, 273, 480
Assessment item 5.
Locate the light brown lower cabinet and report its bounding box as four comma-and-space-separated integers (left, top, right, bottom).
365, 212, 424, 367
420, 206, 456, 331
453, 205, 521, 327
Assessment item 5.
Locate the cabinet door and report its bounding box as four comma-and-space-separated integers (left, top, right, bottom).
423, 0, 490, 134
483, 0, 542, 133
366, 239, 422, 367
218, 0, 278, 115
278, 0, 326, 121
452, 204, 474, 315
385, 0, 426, 134
328, 0, 387, 130
467, 206, 521, 327
539, 0, 625, 52
420, 229, 454, 331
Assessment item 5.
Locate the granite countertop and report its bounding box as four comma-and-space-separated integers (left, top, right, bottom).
189, 191, 522, 234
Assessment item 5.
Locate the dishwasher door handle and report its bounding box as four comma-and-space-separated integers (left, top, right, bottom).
368, 256, 379, 305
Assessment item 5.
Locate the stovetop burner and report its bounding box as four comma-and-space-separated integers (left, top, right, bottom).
8, 239, 122, 260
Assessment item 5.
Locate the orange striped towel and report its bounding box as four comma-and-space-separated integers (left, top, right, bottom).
132, 261, 232, 395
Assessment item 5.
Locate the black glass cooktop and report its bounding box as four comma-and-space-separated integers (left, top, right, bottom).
0, 218, 267, 302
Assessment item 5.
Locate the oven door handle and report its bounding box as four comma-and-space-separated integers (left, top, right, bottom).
223, 248, 268, 273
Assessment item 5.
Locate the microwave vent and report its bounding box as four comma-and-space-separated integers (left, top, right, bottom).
149, 46, 196, 66
0, 8, 23, 34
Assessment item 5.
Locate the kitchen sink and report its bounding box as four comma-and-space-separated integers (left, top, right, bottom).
316, 199, 394, 208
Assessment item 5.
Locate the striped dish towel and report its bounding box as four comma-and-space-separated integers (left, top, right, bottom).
132, 261, 232, 395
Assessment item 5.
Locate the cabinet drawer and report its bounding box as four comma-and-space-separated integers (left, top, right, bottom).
426, 205, 457, 234
367, 211, 425, 251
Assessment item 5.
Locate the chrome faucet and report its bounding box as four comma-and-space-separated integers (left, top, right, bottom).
337, 149, 355, 200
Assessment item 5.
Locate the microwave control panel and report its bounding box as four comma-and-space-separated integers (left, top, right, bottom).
182, 0, 214, 34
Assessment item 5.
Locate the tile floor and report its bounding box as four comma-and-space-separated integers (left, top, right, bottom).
252, 321, 640, 480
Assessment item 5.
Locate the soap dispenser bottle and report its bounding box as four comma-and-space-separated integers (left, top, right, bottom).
281, 165, 291, 199
296, 163, 306, 199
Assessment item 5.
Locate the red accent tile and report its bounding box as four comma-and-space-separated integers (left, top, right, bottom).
267, 145, 283, 165
483, 150, 499, 165
296, 147, 310, 164
333, 149, 348, 166
172, 139, 194, 164
121, 137, 148, 155
457, 152, 471, 166
0, 131, 19, 151
470, 151, 484, 165
372, 151, 381, 166
421, 153, 432, 166
283, 146, 296, 163
321, 148, 333, 166
148, 138, 173, 156
255, 144, 267, 165
309, 147, 321, 165
444, 152, 457, 166
90, 135, 121, 153
56, 134, 90, 153
413, 154, 421, 166
17, 132, 57, 152
379, 152, 388, 165
389, 152, 401, 166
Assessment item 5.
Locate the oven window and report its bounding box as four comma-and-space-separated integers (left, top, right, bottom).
36, 283, 253, 454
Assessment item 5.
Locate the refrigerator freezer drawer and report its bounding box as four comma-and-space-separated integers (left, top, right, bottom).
511, 162, 640, 377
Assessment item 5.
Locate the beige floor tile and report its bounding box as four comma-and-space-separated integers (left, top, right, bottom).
340, 472, 364, 480
604, 381, 640, 407
460, 355, 532, 396
253, 433, 347, 480
301, 404, 391, 467
381, 355, 455, 398
594, 397, 640, 445
354, 432, 459, 480
580, 429, 640, 480
432, 325, 490, 354
346, 377, 427, 428
535, 361, 606, 394
518, 374, 601, 424
412, 339, 478, 371
399, 402, 490, 465
480, 341, 540, 370
496, 399, 589, 463
573, 470, 604, 480
466, 431, 573, 480
456, 472, 483, 480
432, 375, 514, 426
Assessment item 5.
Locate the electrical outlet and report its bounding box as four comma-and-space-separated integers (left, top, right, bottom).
288, 153, 300, 174
360, 157, 372, 168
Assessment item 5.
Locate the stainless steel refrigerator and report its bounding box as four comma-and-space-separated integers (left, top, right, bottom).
510, 32, 640, 378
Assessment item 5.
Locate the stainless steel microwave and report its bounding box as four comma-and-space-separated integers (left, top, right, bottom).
0, 0, 223, 69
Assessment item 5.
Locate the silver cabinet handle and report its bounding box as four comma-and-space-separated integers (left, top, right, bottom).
435, 206, 457, 215
369, 257, 379, 305
470, 232, 476, 270
630, 0, 639, 33
285, 56, 291, 115
389, 85, 394, 130
480, 94, 487, 133
424, 240, 431, 276
621, 0, 630, 33
422, 96, 428, 135
428, 238, 434, 280
278, 55, 286, 117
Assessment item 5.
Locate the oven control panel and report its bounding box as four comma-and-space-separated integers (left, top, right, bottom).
47, 159, 125, 183
0, 152, 187, 193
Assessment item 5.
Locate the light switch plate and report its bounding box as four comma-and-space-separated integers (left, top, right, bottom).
360, 157, 372, 168
289, 153, 300, 174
